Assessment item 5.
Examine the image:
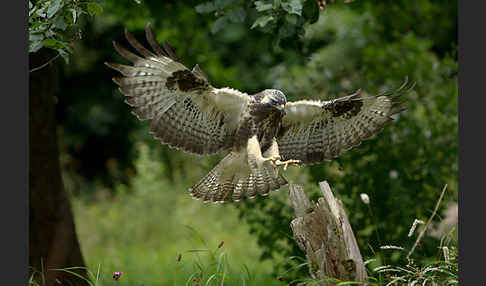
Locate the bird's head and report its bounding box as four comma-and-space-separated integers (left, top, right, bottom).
261, 89, 287, 113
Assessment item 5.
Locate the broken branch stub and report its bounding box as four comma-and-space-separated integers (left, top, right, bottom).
289, 181, 368, 285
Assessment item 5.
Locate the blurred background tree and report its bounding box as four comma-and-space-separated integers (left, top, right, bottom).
29, 1, 103, 285
30, 0, 457, 285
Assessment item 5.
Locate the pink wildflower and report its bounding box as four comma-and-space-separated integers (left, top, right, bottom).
113, 271, 123, 281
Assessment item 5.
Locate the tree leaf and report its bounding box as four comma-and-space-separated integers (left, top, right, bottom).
58, 48, 70, 64
29, 5, 37, 18
196, 0, 235, 13
87, 2, 104, 16
281, 0, 303, 16
195, 2, 218, 14
227, 7, 246, 23
214, 0, 236, 9
254, 1, 273, 12
251, 15, 275, 29
42, 38, 71, 53
29, 33, 44, 42
45, 26, 57, 37
47, 0, 62, 19
29, 39, 44, 53
278, 22, 296, 38
43, 38, 61, 49
302, 0, 320, 24
53, 16, 68, 31
71, 8, 77, 24
31, 23, 49, 33
35, 8, 47, 18
211, 16, 229, 34
285, 14, 298, 25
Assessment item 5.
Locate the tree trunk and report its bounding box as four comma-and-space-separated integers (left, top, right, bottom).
289, 181, 368, 285
29, 49, 89, 286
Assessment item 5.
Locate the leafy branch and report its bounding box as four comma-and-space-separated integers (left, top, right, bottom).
29, 53, 61, 73
29, 0, 104, 69
195, 0, 355, 45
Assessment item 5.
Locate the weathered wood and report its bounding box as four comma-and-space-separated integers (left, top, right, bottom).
288, 183, 312, 218
289, 181, 368, 285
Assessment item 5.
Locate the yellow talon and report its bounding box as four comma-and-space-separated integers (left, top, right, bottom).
263, 155, 281, 166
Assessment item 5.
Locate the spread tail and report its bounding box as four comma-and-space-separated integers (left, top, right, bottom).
189, 152, 287, 203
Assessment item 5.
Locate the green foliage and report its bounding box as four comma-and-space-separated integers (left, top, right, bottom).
350, 0, 457, 58
368, 235, 458, 286
71, 143, 281, 286
54, 0, 457, 284
195, 0, 236, 14
57, 0, 296, 190
251, 14, 275, 29
195, 0, 325, 46
29, 263, 102, 286
281, 0, 303, 16
195, 1, 247, 34
29, 0, 104, 63
236, 4, 457, 280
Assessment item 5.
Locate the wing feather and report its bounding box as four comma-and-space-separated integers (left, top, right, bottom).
106, 24, 250, 155
124, 29, 158, 58
277, 78, 413, 164
144, 23, 168, 57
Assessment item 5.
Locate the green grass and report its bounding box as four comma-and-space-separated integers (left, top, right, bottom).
72, 143, 284, 286
69, 143, 458, 286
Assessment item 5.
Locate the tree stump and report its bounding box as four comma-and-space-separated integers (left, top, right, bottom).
289, 181, 368, 285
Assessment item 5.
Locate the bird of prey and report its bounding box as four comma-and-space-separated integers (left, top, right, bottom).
105, 24, 413, 203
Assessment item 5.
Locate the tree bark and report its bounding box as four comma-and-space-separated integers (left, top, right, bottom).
289, 181, 368, 285
29, 49, 89, 286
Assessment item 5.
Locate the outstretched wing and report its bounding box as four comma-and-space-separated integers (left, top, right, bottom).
105, 24, 250, 155
277, 78, 414, 164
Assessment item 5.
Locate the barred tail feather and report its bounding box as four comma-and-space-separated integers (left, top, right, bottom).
189, 153, 288, 203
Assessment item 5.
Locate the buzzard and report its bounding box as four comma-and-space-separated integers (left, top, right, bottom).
105, 24, 413, 203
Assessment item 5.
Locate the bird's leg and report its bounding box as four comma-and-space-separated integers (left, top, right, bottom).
247, 136, 268, 170
261, 138, 282, 167
248, 136, 280, 170
274, 159, 302, 171
262, 155, 281, 165
262, 138, 302, 171
262, 138, 300, 170
248, 136, 301, 172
